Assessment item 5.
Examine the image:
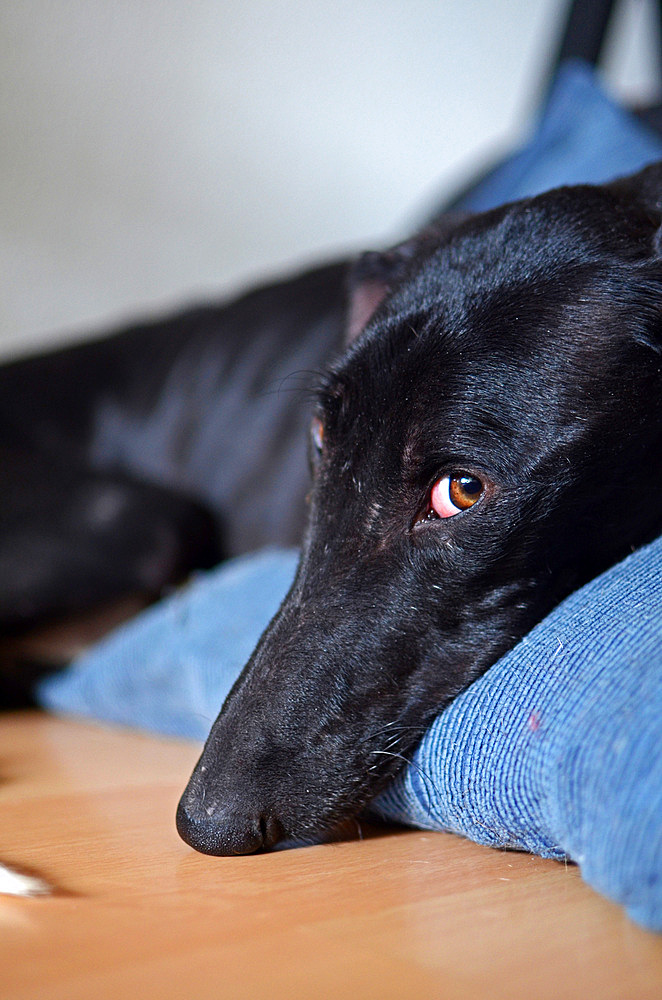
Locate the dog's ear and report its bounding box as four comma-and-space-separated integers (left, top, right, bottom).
607, 162, 662, 256
345, 211, 470, 344
630, 162, 662, 258
617, 169, 662, 349
622, 161, 662, 210
345, 249, 408, 344
651, 225, 662, 260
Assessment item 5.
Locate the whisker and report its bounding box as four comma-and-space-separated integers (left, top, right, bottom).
368, 749, 441, 813
260, 368, 330, 401
358, 722, 422, 746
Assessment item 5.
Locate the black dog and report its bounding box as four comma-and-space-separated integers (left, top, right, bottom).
176, 164, 662, 855
1, 166, 661, 856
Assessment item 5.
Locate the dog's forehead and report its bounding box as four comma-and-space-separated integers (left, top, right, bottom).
441, 182, 656, 269
412, 193, 637, 299
320, 194, 655, 471
333, 233, 600, 412
356, 186, 655, 368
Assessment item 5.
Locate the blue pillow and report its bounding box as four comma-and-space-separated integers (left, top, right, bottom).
38, 549, 299, 740
456, 59, 662, 212
371, 534, 662, 933
37, 61, 662, 930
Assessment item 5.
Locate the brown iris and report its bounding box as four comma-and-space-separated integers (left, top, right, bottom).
448, 474, 482, 510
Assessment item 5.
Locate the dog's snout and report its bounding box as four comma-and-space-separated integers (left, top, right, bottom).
176, 791, 283, 857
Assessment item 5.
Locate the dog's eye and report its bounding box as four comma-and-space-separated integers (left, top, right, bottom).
311, 416, 324, 455
429, 473, 483, 518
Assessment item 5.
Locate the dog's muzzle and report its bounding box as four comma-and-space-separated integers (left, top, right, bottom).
176, 793, 283, 855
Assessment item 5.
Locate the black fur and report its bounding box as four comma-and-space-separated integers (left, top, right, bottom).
0, 263, 347, 630
177, 165, 662, 854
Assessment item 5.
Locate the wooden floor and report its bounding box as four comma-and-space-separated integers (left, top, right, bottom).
1, 711, 661, 999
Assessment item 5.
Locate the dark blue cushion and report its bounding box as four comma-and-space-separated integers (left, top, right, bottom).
457, 59, 662, 212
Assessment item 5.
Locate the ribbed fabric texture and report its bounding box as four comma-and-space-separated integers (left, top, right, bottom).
372, 535, 662, 931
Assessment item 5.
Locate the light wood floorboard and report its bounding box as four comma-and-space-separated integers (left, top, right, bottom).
1, 711, 661, 999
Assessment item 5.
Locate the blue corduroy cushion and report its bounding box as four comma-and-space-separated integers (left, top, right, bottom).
38, 549, 300, 741
36, 61, 662, 930
371, 535, 662, 932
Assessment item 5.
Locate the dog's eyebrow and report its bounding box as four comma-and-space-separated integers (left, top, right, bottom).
315, 369, 347, 413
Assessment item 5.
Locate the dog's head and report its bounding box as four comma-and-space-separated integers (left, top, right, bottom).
178, 164, 662, 855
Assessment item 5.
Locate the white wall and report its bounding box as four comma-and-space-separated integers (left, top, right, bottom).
0, 0, 658, 357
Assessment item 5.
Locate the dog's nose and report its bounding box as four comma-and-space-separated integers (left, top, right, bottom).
176, 796, 283, 856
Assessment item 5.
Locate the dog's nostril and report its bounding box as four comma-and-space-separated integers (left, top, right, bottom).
176, 798, 283, 857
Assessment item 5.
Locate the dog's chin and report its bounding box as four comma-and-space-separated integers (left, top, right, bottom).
267, 816, 367, 852
284, 800, 398, 849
